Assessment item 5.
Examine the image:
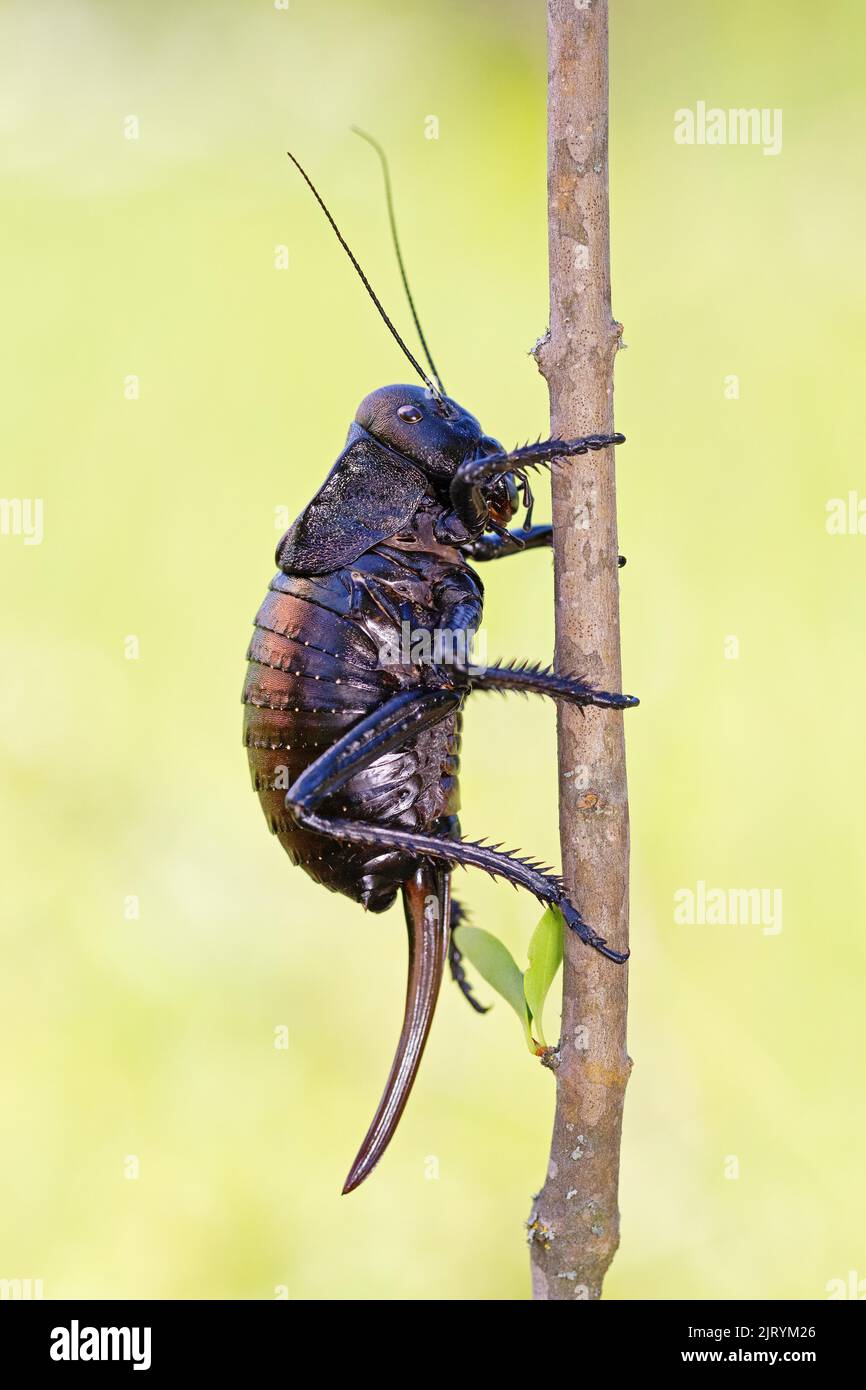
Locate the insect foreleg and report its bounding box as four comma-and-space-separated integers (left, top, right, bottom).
465, 527, 626, 567
463, 524, 552, 561
435, 433, 624, 546
460, 431, 625, 486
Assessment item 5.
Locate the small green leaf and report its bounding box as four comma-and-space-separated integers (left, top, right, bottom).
453, 925, 534, 1050
523, 907, 564, 1048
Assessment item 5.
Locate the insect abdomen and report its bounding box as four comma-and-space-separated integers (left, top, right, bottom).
243, 559, 467, 907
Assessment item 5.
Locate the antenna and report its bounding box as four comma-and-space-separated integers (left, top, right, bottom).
286, 150, 442, 399
351, 126, 446, 397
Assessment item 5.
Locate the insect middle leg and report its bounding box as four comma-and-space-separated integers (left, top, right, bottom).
469, 663, 638, 710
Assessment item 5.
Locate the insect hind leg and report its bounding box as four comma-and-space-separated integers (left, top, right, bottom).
285, 690, 626, 963
448, 899, 490, 1014
290, 810, 627, 963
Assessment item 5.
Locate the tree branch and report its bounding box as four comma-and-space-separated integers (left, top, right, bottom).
528, 0, 632, 1302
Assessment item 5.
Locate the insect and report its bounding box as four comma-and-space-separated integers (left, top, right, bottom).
243, 133, 638, 1194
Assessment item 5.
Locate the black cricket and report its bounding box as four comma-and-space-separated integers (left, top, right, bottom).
243, 135, 638, 1194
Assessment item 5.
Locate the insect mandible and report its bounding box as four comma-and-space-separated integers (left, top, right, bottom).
242, 133, 638, 1194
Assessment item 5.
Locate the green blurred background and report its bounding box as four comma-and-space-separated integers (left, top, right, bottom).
2, 0, 864, 1300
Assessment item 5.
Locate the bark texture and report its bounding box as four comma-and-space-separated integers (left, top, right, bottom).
528, 0, 632, 1302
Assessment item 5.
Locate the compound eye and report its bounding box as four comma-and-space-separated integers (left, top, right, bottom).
397, 403, 423, 423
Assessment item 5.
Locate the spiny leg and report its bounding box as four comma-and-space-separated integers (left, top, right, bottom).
434, 434, 625, 545
469, 660, 639, 710
430, 816, 490, 1014
293, 815, 626, 962
463, 524, 553, 562
289, 804, 625, 963
285, 687, 627, 962
460, 524, 625, 567
454, 433, 624, 533
448, 897, 490, 1014
461, 522, 631, 569
457, 432, 625, 491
